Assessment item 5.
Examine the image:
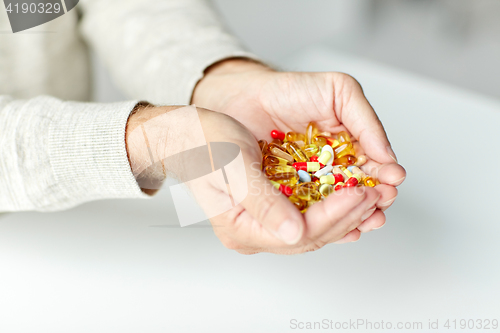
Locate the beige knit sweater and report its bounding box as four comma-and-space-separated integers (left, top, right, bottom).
0, 0, 254, 212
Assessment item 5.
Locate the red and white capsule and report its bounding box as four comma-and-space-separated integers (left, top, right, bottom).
292, 162, 324, 172
270, 180, 293, 197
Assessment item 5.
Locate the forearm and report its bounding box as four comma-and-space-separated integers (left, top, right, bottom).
0, 95, 147, 212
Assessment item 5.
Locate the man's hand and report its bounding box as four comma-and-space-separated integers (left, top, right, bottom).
192, 59, 406, 239
125, 105, 384, 254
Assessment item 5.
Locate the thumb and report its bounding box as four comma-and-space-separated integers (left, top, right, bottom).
336, 75, 398, 165
241, 158, 305, 245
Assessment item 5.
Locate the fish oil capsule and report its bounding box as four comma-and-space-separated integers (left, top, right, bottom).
355, 155, 367, 166
337, 131, 351, 143
283, 142, 308, 162
319, 184, 334, 197
334, 142, 355, 159
298, 181, 318, 191
297, 170, 312, 183
312, 136, 328, 147
286, 132, 305, 142
263, 155, 290, 167
258, 140, 268, 155
269, 180, 293, 196
309, 155, 319, 162
363, 176, 376, 187
264, 165, 296, 176
334, 155, 357, 167
268, 143, 294, 163
292, 162, 323, 172
293, 185, 321, 201
305, 122, 319, 145
268, 172, 299, 186
334, 182, 345, 191
271, 138, 283, 145
271, 129, 285, 141
288, 194, 308, 211
302, 144, 319, 158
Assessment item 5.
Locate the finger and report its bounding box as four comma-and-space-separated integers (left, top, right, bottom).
334, 74, 398, 165
212, 208, 290, 250
373, 184, 398, 211
333, 229, 361, 244
305, 187, 380, 241
360, 160, 406, 186
357, 209, 386, 233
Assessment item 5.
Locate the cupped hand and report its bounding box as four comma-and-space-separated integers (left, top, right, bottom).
192, 59, 406, 243
126, 105, 384, 254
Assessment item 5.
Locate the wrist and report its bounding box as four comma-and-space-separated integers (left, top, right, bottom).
125, 104, 181, 194
191, 57, 273, 110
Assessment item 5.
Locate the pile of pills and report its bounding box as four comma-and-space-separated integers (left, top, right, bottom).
258, 122, 379, 213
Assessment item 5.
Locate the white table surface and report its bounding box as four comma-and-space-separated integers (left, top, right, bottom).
1, 46, 499, 333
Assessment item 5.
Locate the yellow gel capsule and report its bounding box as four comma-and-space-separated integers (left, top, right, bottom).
268, 143, 294, 163
334, 155, 357, 167
293, 186, 321, 202
289, 194, 308, 211
286, 132, 305, 142
319, 175, 336, 185
284, 142, 308, 163
268, 172, 299, 186
334, 142, 355, 159
302, 144, 319, 158
264, 165, 296, 176
319, 184, 334, 197
305, 122, 319, 145
297, 182, 318, 191
258, 140, 268, 155
263, 155, 290, 167
337, 131, 351, 143
363, 176, 376, 187
271, 138, 283, 145
312, 136, 328, 148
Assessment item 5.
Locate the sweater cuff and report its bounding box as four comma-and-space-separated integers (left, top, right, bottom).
5, 96, 148, 211
46, 98, 149, 210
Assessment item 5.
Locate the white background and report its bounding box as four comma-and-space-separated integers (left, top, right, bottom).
1, 1, 500, 332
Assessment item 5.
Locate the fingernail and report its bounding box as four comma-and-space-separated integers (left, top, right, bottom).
372, 223, 385, 230
386, 146, 398, 163
380, 198, 396, 207
361, 207, 376, 221
389, 176, 406, 186
277, 220, 302, 245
